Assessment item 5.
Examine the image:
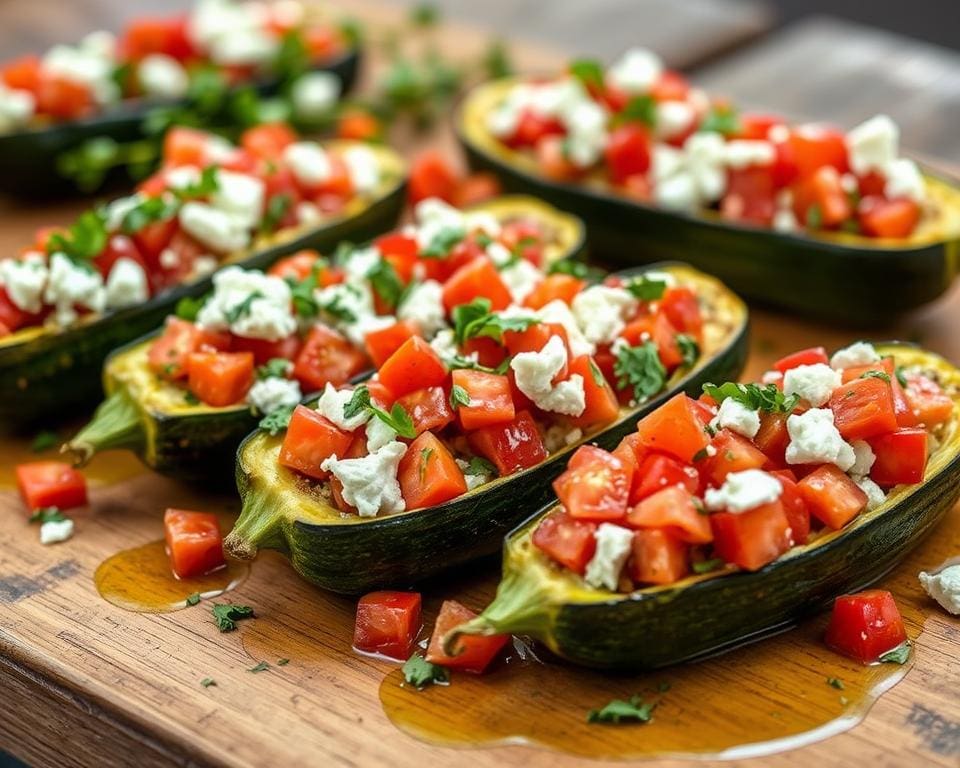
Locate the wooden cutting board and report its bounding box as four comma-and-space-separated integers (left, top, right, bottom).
2, 3, 960, 767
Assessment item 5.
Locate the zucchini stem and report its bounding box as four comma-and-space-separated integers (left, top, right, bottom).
63, 389, 144, 467
223, 484, 286, 561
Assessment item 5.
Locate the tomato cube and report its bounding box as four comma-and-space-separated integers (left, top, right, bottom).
829, 377, 898, 441
773, 347, 829, 374
635, 394, 710, 463
632, 453, 699, 503
425, 600, 509, 673
467, 410, 547, 477
451, 369, 515, 430
553, 446, 632, 523
868, 428, 928, 487
163, 508, 225, 580
701, 429, 769, 486
278, 405, 354, 480
353, 591, 422, 661
441, 257, 512, 313
408, 150, 458, 205
568, 354, 621, 429
769, 470, 811, 545
394, 386, 455, 436
148, 318, 231, 380
532, 512, 597, 574
16, 461, 87, 512
378, 336, 448, 398
523, 274, 585, 310
797, 464, 867, 529
397, 432, 467, 510
710, 501, 793, 571
626, 485, 712, 543
904, 374, 953, 428
824, 590, 907, 664
292, 325, 369, 393
629, 528, 689, 585
364, 319, 420, 369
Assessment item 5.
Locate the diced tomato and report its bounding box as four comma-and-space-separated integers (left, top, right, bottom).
426, 600, 509, 673
336, 110, 383, 142
278, 405, 354, 480
787, 125, 849, 178
793, 166, 852, 228
441, 257, 512, 313
773, 347, 829, 373
868, 428, 928, 487
36, 75, 92, 119
635, 395, 710, 463
769, 469, 810, 544
327, 433, 367, 513
408, 150, 459, 205
535, 135, 581, 181
604, 123, 651, 184
163, 126, 211, 167
650, 70, 691, 102
619, 313, 683, 371
735, 113, 785, 141
798, 464, 867, 529
240, 122, 298, 160
627, 485, 711, 543
0, 287, 35, 333
631, 453, 699, 504
186, 351, 254, 407
232, 334, 302, 366
754, 411, 790, 466
453, 173, 502, 208
377, 336, 448, 398
824, 590, 907, 664
702, 429, 769, 486
364, 320, 420, 369
467, 410, 547, 476
2, 55, 41, 94
841, 358, 917, 428
92, 234, 149, 281
120, 16, 194, 61
299, 154, 354, 202
858, 196, 921, 239
375, 232, 419, 264
504, 322, 569, 362
904, 374, 953, 427
722, 166, 777, 225
163, 508, 224, 579
710, 500, 793, 571
16, 461, 87, 512
397, 431, 467, 510
629, 528, 689, 585
567, 354, 621, 429
660, 286, 703, 337
506, 108, 565, 148
829, 376, 898, 441
451, 369, 514, 430
532, 512, 597, 574
302, 25, 344, 60
132, 217, 179, 265
148, 318, 231, 380
292, 325, 368, 393
499, 220, 546, 266
553, 446, 632, 523
461, 337, 507, 369
153, 229, 208, 289
353, 591, 422, 661
524, 274, 584, 310
394, 386, 455, 436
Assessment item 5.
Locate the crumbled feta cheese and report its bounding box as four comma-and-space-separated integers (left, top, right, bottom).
165, 165, 202, 190
343, 246, 382, 284
704, 469, 783, 513
413, 197, 467, 251
343, 146, 381, 195
43, 42, 118, 105
397, 279, 447, 338
210, 29, 278, 66
724, 140, 776, 170
761, 371, 783, 388
196, 266, 296, 340
785, 408, 856, 471
429, 328, 460, 361
499, 259, 544, 304
40, 518, 74, 545
0, 254, 47, 313
783, 363, 841, 407
212, 170, 265, 228
0, 84, 36, 133
684, 132, 728, 203
456, 458, 490, 491
840, 173, 859, 194
321, 441, 408, 518
571, 285, 638, 346
855, 476, 886, 512
81, 30, 117, 58
103, 193, 145, 233
247, 376, 301, 414
485, 241, 512, 267
291, 71, 341, 120
43, 253, 106, 326
314, 281, 391, 346
768, 124, 790, 144
655, 100, 696, 141
849, 440, 876, 478
159, 248, 180, 270
607, 47, 663, 94
510, 335, 586, 416
138, 54, 189, 99
179, 202, 251, 253
584, 523, 634, 591
104, 256, 149, 309
846, 114, 898, 176
316, 382, 370, 431
537, 299, 595, 357
918, 565, 960, 615
711, 397, 761, 439
884, 158, 925, 203
365, 414, 398, 452
652, 132, 727, 210
772, 208, 800, 233
193, 256, 218, 277
830, 341, 880, 370
564, 99, 608, 167
296, 201, 322, 225
542, 424, 584, 453
284, 142, 332, 187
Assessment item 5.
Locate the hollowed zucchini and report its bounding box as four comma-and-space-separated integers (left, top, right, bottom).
223, 263, 749, 594
64, 196, 587, 480
0, 49, 360, 198
449, 343, 960, 670
0, 141, 406, 430
457, 78, 960, 326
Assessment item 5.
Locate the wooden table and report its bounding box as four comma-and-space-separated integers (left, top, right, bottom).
2, 3, 960, 767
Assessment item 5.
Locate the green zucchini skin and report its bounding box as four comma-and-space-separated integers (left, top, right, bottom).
456, 83, 960, 327
226, 263, 749, 594
0, 49, 360, 199
0, 173, 405, 431
453, 343, 960, 670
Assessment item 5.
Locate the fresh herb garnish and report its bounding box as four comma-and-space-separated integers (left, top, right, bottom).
259, 404, 294, 435
185, 593, 202, 606
463, 456, 497, 477
421, 225, 466, 258
212, 604, 255, 632
277, 658, 290, 666
699, 105, 740, 136
120, 195, 179, 235
248, 661, 270, 673
46, 210, 108, 263
318, 289, 359, 323
258, 193, 291, 235
200, 677, 217, 688
618, 95, 656, 127
29, 507, 67, 524
827, 677, 845, 690
449, 384, 472, 410
546, 259, 604, 282
624, 276, 667, 302
692, 447, 709, 463
176, 165, 219, 199
879, 641, 911, 665
692, 558, 724, 574
702, 382, 800, 414
568, 58, 604, 91
860, 370, 891, 383
31, 430, 59, 453
588, 359, 605, 388
419, 447, 434, 482
676, 334, 699, 367
402, 653, 449, 690
895, 366, 909, 388
343, 385, 416, 438
343, 386, 372, 420
224, 291, 264, 324
184, 391, 201, 406
587, 695, 657, 724
257, 358, 292, 380
174, 295, 206, 322
806, 203, 823, 230
614, 341, 666, 403
367, 258, 405, 310
410, 2, 439, 26
452, 297, 537, 345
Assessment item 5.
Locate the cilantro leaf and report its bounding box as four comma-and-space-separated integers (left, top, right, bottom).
619, 95, 656, 127
676, 334, 699, 367
452, 298, 493, 345
402, 654, 449, 690
259, 405, 295, 435
224, 291, 264, 324
120, 195, 179, 235
895, 366, 909, 388
343, 385, 372, 420
175, 165, 219, 200
175, 295, 206, 322
421, 225, 466, 258
699, 105, 740, 136
248, 661, 270, 673
367, 258, 405, 310
31, 430, 59, 453
46, 210, 108, 262
588, 359, 606, 388
614, 341, 666, 403
370, 402, 416, 439
547, 259, 604, 281
185, 593, 201, 606
827, 677, 845, 690
701, 382, 799, 414
200, 677, 217, 688
860, 370, 891, 383
452, 298, 537, 346
463, 456, 497, 476
449, 384, 472, 410
624, 276, 667, 301
29, 507, 67, 524
212, 604, 255, 632
879, 641, 911, 665
259, 193, 291, 236
257, 358, 292, 380
568, 59, 604, 92
587, 695, 656, 724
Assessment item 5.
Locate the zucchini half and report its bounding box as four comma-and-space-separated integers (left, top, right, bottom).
457, 78, 960, 326
223, 263, 749, 594
63, 196, 588, 482
0, 49, 360, 198
448, 343, 960, 670
0, 141, 406, 430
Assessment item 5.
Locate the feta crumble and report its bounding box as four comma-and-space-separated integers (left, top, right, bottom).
510, 335, 586, 416
43, 253, 106, 326
919, 565, 960, 615
571, 285, 638, 346
537, 299, 595, 357
316, 382, 370, 432
196, 266, 297, 340
211, 170, 265, 228
849, 439, 876, 478
606, 48, 663, 94
584, 523, 634, 591
40, 518, 74, 544
104, 256, 149, 309
0, 254, 47, 313
785, 408, 856, 471
782, 363, 841, 407
247, 376, 301, 414
397, 279, 447, 338
704, 469, 783, 513
854, 476, 886, 511
343, 146, 381, 195
291, 71, 341, 121
499, 259, 544, 304
179, 202, 251, 254
711, 397, 761, 439
830, 341, 880, 371
284, 142, 332, 187
846, 114, 898, 176
321, 441, 408, 518
138, 54, 189, 99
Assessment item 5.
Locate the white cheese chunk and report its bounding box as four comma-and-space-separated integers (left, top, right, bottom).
209, 28, 278, 66
40, 518, 75, 545
785, 408, 856, 471
884, 158, 925, 203
138, 54, 189, 99
704, 469, 783, 513
919, 565, 960, 615
584, 523, 634, 591
830, 341, 880, 371
564, 99, 608, 167
365, 414, 398, 452
343, 246, 382, 284
655, 100, 696, 141
783, 363, 841, 407
104, 256, 149, 309
0, 253, 47, 313
316, 382, 370, 432
571, 285, 638, 346
499, 259, 544, 304
607, 47, 663, 94
537, 299, 595, 357
343, 146, 381, 195
456, 458, 490, 491
42, 42, 118, 105
0, 84, 36, 133
212, 170, 265, 228
196, 265, 296, 340
429, 328, 460, 361
296, 201, 322, 225
855, 476, 886, 512
103, 193, 146, 233
314, 281, 390, 347
291, 71, 341, 121
846, 114, 899, 176
772, 208, 800, 233
179, 202, 251, 254
283, 142, 332, 187
43, 253, 106, 326
397, 279, 447, 338
724, 140, 776, 170
510, 335, 586, 416
849, 439, 876, 478
711, 398, 761, 439
247, 376, 301, 414
321, 441, 408, 518
413, 197, 467, 251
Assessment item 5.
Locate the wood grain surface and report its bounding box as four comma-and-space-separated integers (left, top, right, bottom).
2, 2, 960, 767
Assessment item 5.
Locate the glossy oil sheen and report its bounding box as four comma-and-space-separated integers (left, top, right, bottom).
0, 431, 144, 488
377, 507, 959, 760
95, 539, 249, 613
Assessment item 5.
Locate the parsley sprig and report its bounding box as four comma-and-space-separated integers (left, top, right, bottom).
452, 298, 537, 346
259, 404, 295, 435
587, 694, 657, 724
614, 341, 666, 403
623, 275, 667, 302
343, 385, 416, 438
701, 382, 799, 414
211, 604, 255, 632
402, 653, 449, 690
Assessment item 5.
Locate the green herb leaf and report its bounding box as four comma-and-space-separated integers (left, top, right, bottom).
692, 558, 724, 574
259, 405, 295, 435
370, 403, 417, 439
452, 298, 537, 345
200, 677, 216, 688
547, 259, 605, 282
614, 341, 666, 403
860, 370, 891, 383
827, 677, 845, 690
318, 289, 359, 323
449, 384, 472, 410
624, 276, 667, 302
806, 203, 823, 230
224, 290, 264, 324
878, 641, 911, 665
185, 593, 201, 606
702, 382, 800, 414
421, 225, 466, 258
367, 258, 405, 310
452, 298, 493, 345
277, 658, 290, 666
257, 358, 292, 380
463, 456, 497, 477
248, 661, 270, 673
184, 391, 201, 406
692, 447, 709, 463
46, 210, 108, 263
699, 105, 740, 136
120, 195, 179, 235
259, 193, 291, 236
419, 447, 434, 482
175, 165, 219, 200
31, 430, 59, 453
588, 359, 606, 388
174, 295, 206, 322
29, 507, 67, 524
619, 95, 656, 127
676, 334, 699, 367
402, 654, 449, 690
587, 695, 656, 724
343, 385, 372, 420
483, 39, 513, 79
569, 59, 605, 92
895, 366, 909, 388
212, 604, 255, 632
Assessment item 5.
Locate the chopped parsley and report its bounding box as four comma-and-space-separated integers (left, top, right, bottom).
568, 58, 604, 91
618, 94, 656, 127
174, 295, 206, 322
287, 259, 331, 320
449, 384, 472, 410
211, 603, 255, 632
248, 661, 270, 673
676, 334, 699, 367
176, 165, 219, 200
421, 225, 466, 258
29, 507, 67, 524
699, 105, 740, 136
31, 430, 59, 453
367, 258, 406, 310
419, 448, 434, 482
259, 404, 294, 435
257, 358, 292, 380
827, 677, 845, 690
860, 370, 891, 383
184, 391, 201, 406
185, 592, 201, 606
546, 259, 604, 282
895, 366, 909, 388
701, 382, 799, 414
587, 695, 656, 724
224, 290, 264, 324
318, 289, 359, 323
342, 386, 372, 420
402, 653, 449, 690
277, 658, 290, 666
451, 297, 537, 346
879, 641, 911, 665
200, 677, 217, 688
46, 210, 108, 263
614, 341, 666, 403
623, 275, 667, 302
120, 195, 179, 235
343, 385, 416, 438
258, 193, 291, 235
463, 456, 497, 477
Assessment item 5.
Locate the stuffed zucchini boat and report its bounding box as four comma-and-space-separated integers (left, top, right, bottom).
456, 51, 960, 325
0, 0, 360, 196
0, 127, 406, 428
64, 196, 585, 480
447, 341, 960, 669
223, 262, 748, 594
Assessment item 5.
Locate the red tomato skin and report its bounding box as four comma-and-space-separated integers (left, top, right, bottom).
868, 428, 928, 487
769, 470, 811, 545
231, 334, 302, 366
828, 377, 899, 442
394, 386, 455, 436
787, 125, 849, 178
397, 431, 467, 510
467, 410, 548, 477
552, 446, 632, 523
441, 257, 512, 313
710, 501, 793, 571
858, 196, 921, 239
701, 429, 769, 486
163, 509, 224, 580
797, 464, 867, 529
904, 373, 954, 427
660, 286, 703, 337
425, 600, 509, 674
721, 166, 776, 225
278, 405, 354, 480
567, 354, 621, 430
773, 347, 829, 374
629, 528, 689, 585
634, 394, 710, 463
632, 453, 699, 503
626, 485, 712, 544
16, 461, 87, 512
186, 351, 254, 407
292, 325, 369, 393
824, 590, 907, 664
451, 369, 515, 431
378, 336, 448, 399
409, 150, 459, 204
604, 123, 652, 184
353, 591, 422, 661
364, 320, 420, 370
532, 512, 597, 574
